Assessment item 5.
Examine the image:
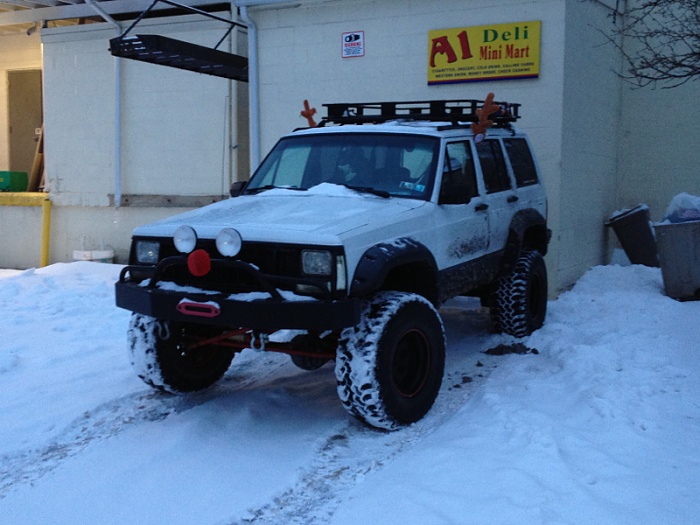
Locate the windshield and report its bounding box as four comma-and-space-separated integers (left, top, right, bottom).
245, 132, 439, 200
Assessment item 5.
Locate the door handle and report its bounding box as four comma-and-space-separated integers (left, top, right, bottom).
507, 195, 519, 203
475, 203, 489, 212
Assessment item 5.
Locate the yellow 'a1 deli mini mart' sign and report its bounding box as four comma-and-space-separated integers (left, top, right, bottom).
428, 21, 541, 84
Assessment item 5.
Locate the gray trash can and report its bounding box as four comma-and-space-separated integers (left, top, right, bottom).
605, 205, 659, 267
654, 220, 700, 301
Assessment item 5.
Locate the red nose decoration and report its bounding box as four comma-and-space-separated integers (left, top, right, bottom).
187, 249, 211, 277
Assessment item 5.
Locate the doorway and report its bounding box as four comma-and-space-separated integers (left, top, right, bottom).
8, 69, 43, 174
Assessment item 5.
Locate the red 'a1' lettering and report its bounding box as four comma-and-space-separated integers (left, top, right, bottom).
457, 30, 473, 60
430, 30, 473, 67
430, 35, 456, 67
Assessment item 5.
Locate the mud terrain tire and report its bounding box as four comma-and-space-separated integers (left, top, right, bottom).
335, 292, 445, 430
490, 249, 548, 337
128, 314, 234, 393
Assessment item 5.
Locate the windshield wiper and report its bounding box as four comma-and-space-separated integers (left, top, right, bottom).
342, 184, 390, 198
245, 185, 307, 195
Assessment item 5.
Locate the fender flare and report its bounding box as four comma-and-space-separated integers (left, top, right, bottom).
500, 208, 550, 272
350, 238, 438, 299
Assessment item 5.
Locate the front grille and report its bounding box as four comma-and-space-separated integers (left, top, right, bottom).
131, 237, 340, 297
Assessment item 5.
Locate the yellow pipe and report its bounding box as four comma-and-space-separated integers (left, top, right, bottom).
0, 192, 52, 267
40, 197, 52, 267
0, 192, 47, 206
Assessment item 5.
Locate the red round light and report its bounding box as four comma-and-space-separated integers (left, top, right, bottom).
187, 249, 211, 277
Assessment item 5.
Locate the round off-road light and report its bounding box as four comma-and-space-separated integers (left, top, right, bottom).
216, 228, 242, 257
173, 225, 197, 253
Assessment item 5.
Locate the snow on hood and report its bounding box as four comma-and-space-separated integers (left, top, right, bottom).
133, 183, 427, 245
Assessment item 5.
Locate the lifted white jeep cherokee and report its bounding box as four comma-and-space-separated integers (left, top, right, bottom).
116, 96, 550, 430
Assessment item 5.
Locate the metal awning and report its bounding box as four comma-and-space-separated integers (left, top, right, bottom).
108, 0, 248, 80
0, 1, 229, 35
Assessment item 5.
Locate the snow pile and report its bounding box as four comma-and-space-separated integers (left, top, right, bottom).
0, 262, 699, 524
332, 265, 700, 524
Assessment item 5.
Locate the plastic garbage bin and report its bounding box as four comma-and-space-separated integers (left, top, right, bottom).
605, 205, 659, 267
654, 220, 700, 301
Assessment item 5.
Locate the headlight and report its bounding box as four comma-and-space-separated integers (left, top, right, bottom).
135, 240, 160, 264
302, 250, 333, 275
173, 225, 197, 253
216, 228, 242, 257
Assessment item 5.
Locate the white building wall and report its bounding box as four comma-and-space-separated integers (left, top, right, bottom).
252, 0, 566, 156
0, 33, 43, 269
42, 15, 244, 206
251, 0, 569, 290
3, 0, 694, 290
556, 0, 624, 288
23, 14, 248, 266
617, 74, 700, 223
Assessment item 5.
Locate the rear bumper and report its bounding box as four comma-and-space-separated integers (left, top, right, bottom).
115, 261, 361, 331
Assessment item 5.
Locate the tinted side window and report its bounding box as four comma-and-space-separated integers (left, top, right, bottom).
504, 138, 538, 187
439, 141, 478, 205
476, 140, 510, 194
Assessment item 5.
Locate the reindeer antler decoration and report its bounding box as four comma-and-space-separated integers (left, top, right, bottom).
471, 92, 499, 143
301, 99, 317, 127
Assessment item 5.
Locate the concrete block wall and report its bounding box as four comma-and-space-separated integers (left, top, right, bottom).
0, 14, 250, 268
3, 0, 693, 289
0, 33, 43, 269
250, 0, 688, 292
0, 205, 43, 269
617, 77, 700, 223
41, 15, 245, 206
556, 0, 624, 288
252, 0, 567, 156
250, 0, 571, 290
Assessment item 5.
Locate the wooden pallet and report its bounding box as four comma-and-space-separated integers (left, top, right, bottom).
27, 124, 44, 192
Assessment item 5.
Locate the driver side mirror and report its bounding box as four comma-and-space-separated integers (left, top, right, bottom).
229, 180, 247, 197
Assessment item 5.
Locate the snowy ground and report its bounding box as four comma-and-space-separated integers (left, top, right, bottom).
0, 261, 698, 524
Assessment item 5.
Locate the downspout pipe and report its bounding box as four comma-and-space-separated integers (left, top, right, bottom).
237, 4, 260, 172
85, 0, 122, 207
235, 0, 295, 172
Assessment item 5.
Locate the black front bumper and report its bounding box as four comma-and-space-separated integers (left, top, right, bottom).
115, 259, 361, 332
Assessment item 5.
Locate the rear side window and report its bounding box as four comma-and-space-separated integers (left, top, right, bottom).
476, 139, 511, 194
504, 138, 538, 187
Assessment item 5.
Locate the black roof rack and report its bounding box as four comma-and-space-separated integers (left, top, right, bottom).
320, 99, 520, 127
109, 0, 248, 82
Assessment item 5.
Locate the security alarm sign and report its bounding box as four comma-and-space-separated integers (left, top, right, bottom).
342, 31, 365, 58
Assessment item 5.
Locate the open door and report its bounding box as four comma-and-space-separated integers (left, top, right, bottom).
8, 69, 43, 176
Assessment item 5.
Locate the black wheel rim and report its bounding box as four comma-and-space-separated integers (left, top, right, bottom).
392, 328, 430, 398
175, 328, 225, 375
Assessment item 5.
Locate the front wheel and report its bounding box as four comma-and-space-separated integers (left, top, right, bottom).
127, 314, 235, 393
490, 249, 548, 337
335, 292, 446, 430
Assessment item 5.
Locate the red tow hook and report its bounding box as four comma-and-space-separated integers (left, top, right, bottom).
187, 249, 211, 277
176, 299, 221, 318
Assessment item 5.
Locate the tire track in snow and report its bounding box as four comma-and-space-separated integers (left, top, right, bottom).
0, 350, 290, 499
0, 390, 191, 499
230, 335, 510, 524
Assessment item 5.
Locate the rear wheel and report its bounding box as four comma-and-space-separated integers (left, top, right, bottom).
335, 292, 445, 430
490, 249, 548, 337
128, 314, 235, 393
